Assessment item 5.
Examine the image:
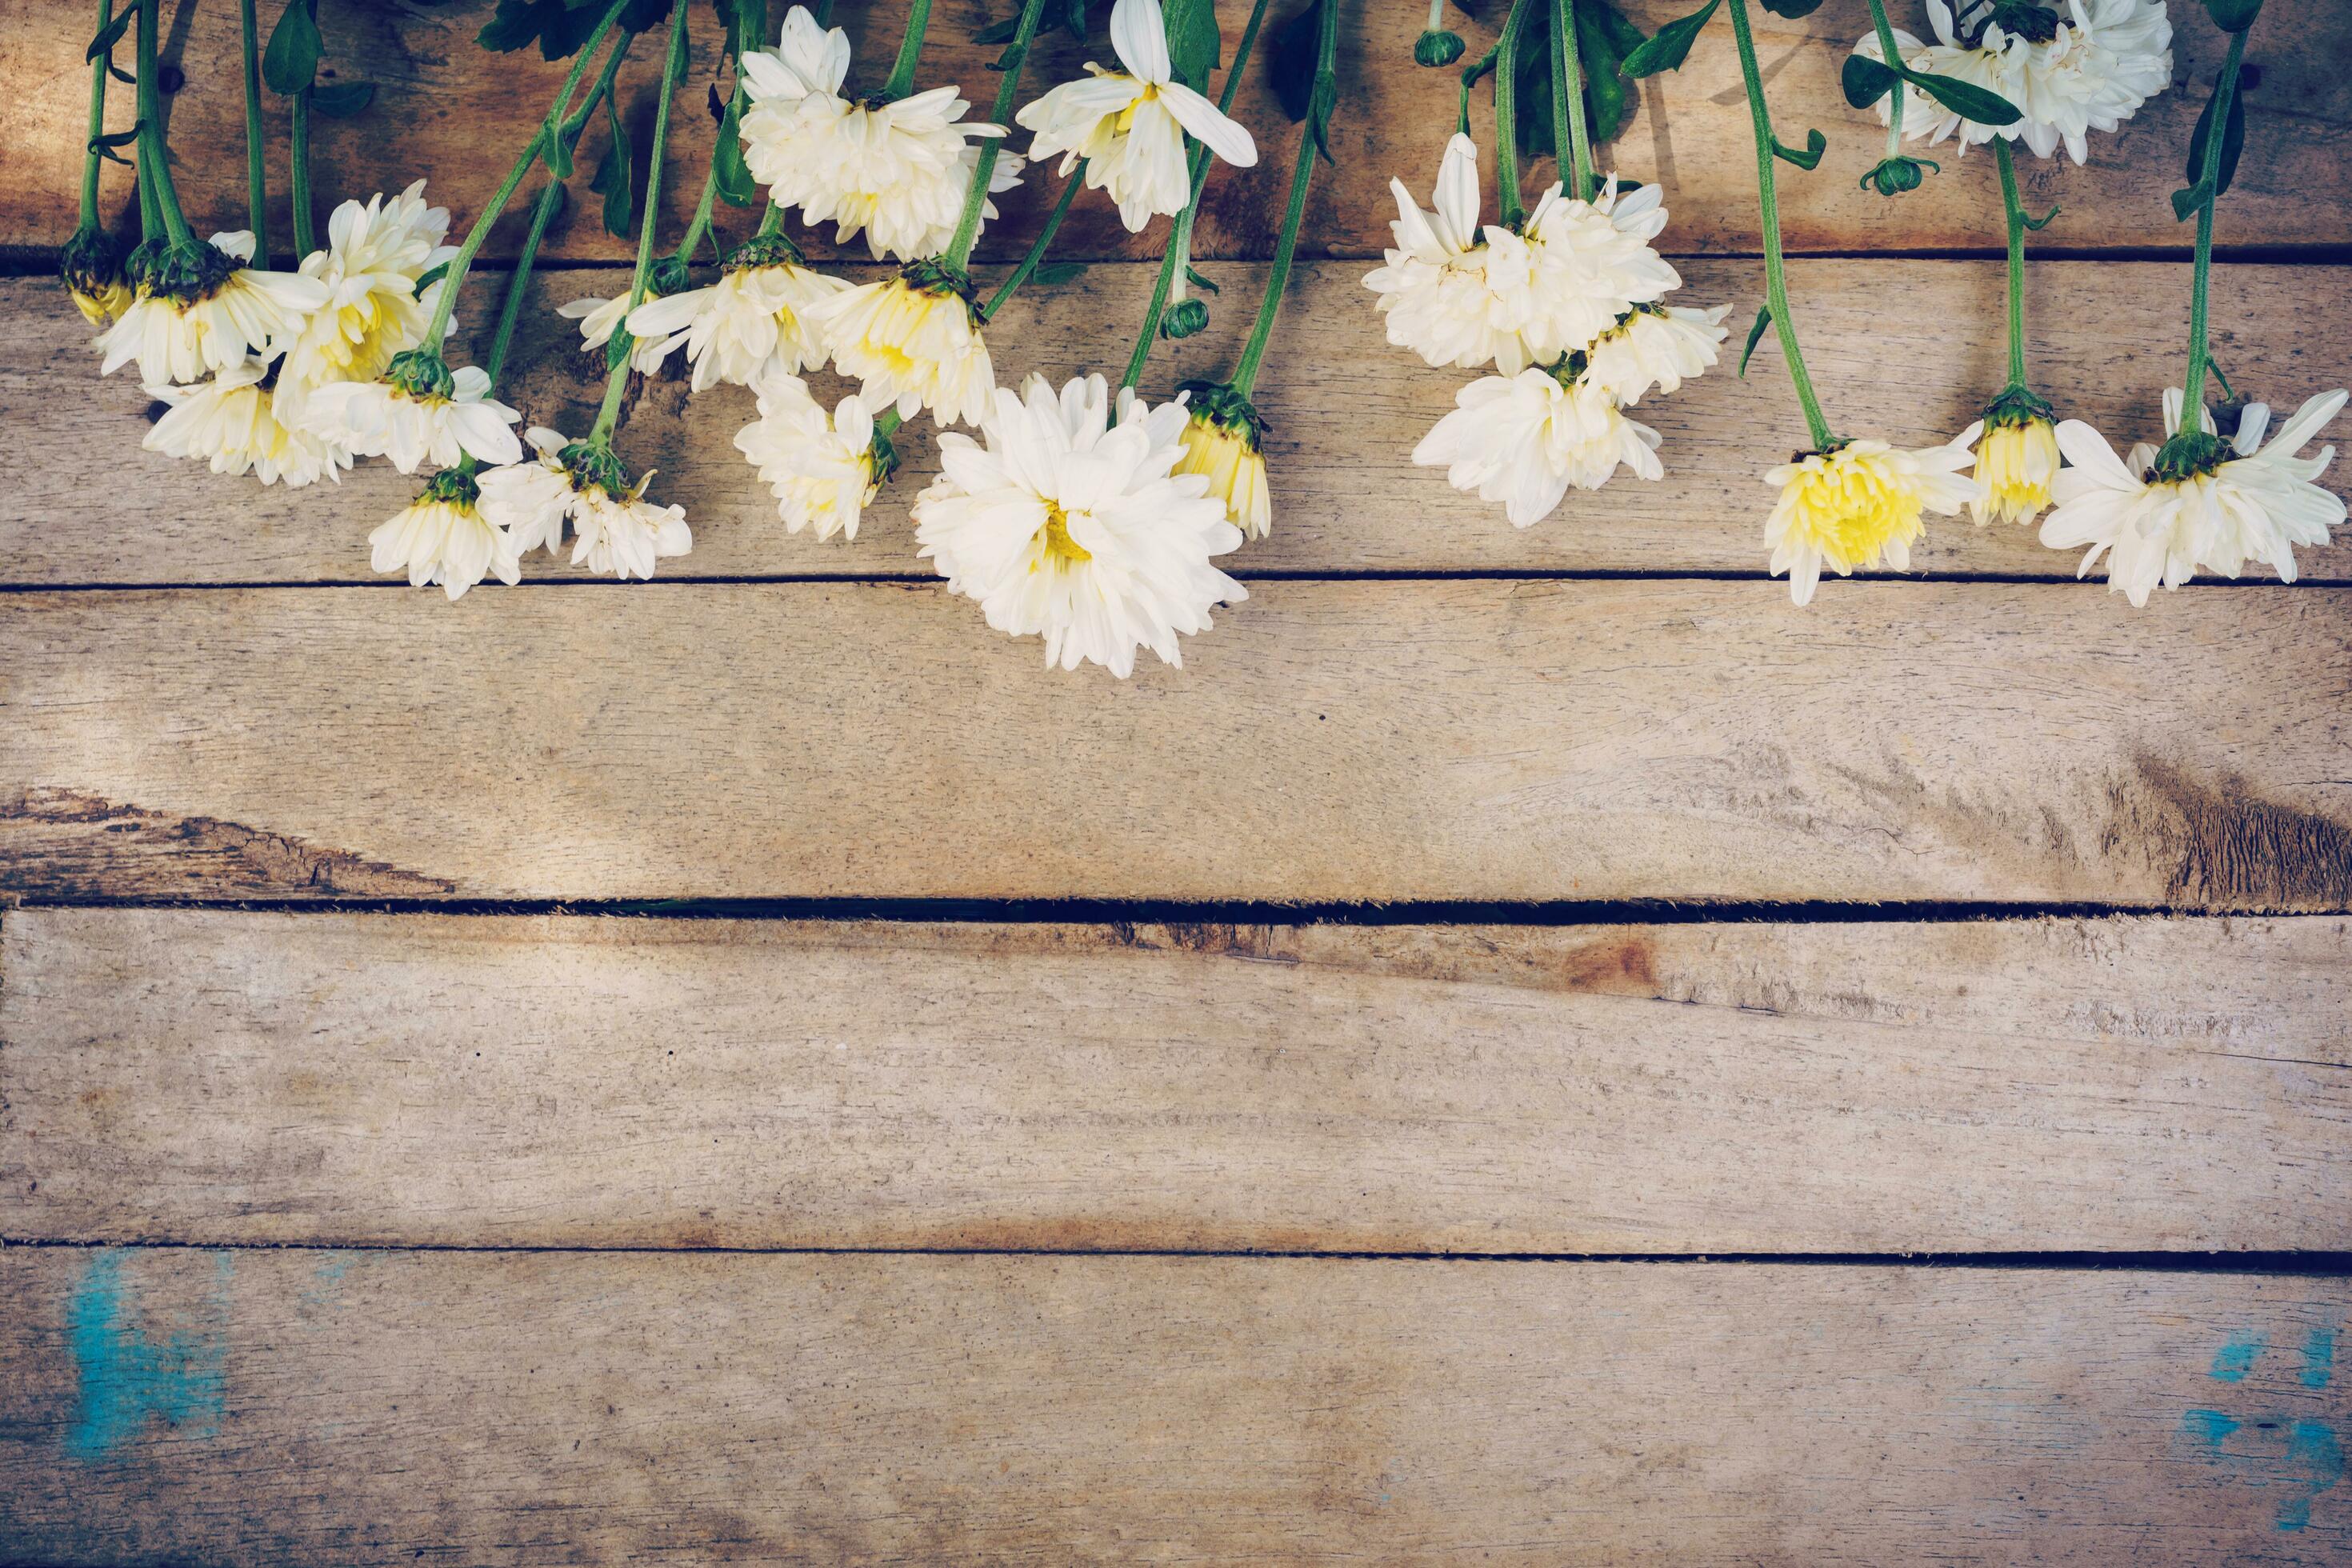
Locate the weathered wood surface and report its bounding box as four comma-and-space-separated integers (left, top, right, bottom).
1, 1249, 2346, 1562
4, 582, 2349, 906
4, 907, 2347, 1253
5, 1, 2347, 263
6, 262, 2350, 586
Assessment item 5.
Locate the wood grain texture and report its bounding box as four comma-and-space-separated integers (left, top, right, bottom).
4, 907, 2348, 1253
4, 582, 2350, 907
5, 1, 2347, 264
6, 261, 2350, 586
1, 1249, 2346, 1562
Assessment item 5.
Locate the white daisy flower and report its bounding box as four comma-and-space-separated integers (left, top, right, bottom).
1362, 134, 1528, 374
2041, 387, 2347, 606
474, 426, 691, 580
278, 180, 457, 400
1014, 0, 1258, 233
734, 372, 886, 542
1491, 178, 1682, 369
739, 5, 1021, 262
1413, 366, 1663, 527
97, 230, 328, 386
1578, 303, 1731, 407
1764, 436, 1980, 605
1857, 0, 2173, 165
142, 359, 350, 487
296, 355, 523, 474
623, 240, 850, 393
914, 372, 1246, 677
815, 264, 997, 426
368, 471, 522, 601
559, 290, 682, 375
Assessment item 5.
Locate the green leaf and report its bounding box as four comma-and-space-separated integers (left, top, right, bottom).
262, 0, 322, 94
1622, 0, 1718, 78
478, 0, 650, 58
412, 260, 450, 299
2202, 0, 2262, 30
593, 93, 634, 238
1185, 266, 1219, 294
1738, 303, 1771, 377
2183, 67, 2247, 203
1840, 54, 1900, 110
713, 80, 756, 203
1757, 0, 1823, 14
1576, 0, 1645, 145
1306, 66, 1338, 163
2022, 202, 2060, 231
307, 80, 375, 118
1900, 66, 2022, 126
1510, 7, 1554, 156
1162, 0, 1221, 92
88, 124, 141, 164
2170, 178, 2210, 222
86, 6, 134, 62
1771, 126, 1826, 170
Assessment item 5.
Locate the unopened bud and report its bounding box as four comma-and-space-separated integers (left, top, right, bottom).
1415, 29, 1466, 66
1161, 298, 1210, 339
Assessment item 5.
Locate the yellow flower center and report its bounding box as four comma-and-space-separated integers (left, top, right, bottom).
1782, 450, 1923, 572
1113, 84, 1162, 133
1974, 418, 2058, 526
1037, 502, 1092, 566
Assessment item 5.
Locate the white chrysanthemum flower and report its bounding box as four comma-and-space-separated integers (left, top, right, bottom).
278, 181, 456, 398
297, 358, 522, 474
623, 244, 850, 393
739, 5, 1021, 261
96, 230, 328, 386
815, 266, 996, 425
559, 291, 682, 375
1579, 303, 1730, 406
1413, 366, 1663, 527
1014, 0, 1258, 233
369, 473, 522, 601
1362, 133, 1529, 373
474, 426, 692, 580
1954, 394, 2062, 526
142, 359, 350, 487
2041, 387, 2347, 606
1490, 178, 1682, 368
734, 372, 884, 542
1764, 436, 1980, 605
1857, 0, 2172, 164
914, 372, 1246, 677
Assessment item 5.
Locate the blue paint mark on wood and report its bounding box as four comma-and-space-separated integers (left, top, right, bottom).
64, 1250, 230, 1462
2211, 1331, 2268, 1383
2182, 1407, 2241, 1449
2302, 1326, 2338, 1391
2178, 1408, 2345, 1534
2280, 1422, 2346, 1532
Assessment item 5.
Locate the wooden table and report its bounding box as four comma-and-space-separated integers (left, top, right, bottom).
2, 1, 2348, 1560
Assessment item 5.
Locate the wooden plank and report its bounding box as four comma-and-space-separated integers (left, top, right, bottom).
4, 581, 2350, 907
0, 1249, 2346, 1561
4, 908, 2348, 1253
7, 261, 2351, 586
5, 1, 2346, 262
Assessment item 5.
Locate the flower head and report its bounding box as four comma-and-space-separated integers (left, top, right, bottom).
1764, 436, 1980, 604
1362, 134, 1527, 373
294, 348, 522, 474
1015, 0, 1258, 233
1955, 385, 2060, 526
97, 231, 328, 386
1172, 382, 1274, 541
560, 283, 685, 375
368, 468, 522, 601
1414, 363, 1663, 527
815, 260, 996, 426
142, 358, 350, 487
1578, 303, 1730, 406
475, 428, 692, 581
622, 235, 850, 393
914, 372, 1246, 676
734, 371, 890, 541
2041, 387, 2347, 605
62, 224, 133, 326
1490, 178, 1682, 369
740, 6, 1022, 261
278, 181, 456, 397
1857, 0, 2173, 164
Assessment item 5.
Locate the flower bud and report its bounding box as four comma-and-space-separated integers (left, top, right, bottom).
1859, 155, 1933, 196
1415, 29, 1466, 66
1161, 298, 1210, 340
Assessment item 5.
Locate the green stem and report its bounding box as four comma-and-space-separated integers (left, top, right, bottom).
983, 162, 1081, 319
483, 180, 566, 394
238, 0, 269, 261
592, 0, 690, 443
1864, 0, 1904, 159
1728, 0, 1830, 450
134, 0, 193, 249
757, 197, 788, 238
290, 88, 314, 257
675, 165, 722, 266
82, 0, 113, 229
1994, 137, 2026, 390
882, 0, 933, 98
1230, 0, 1335, 398
2181, 23, 2250, 422
674, 1, 755, 266
1550, 0, 1593, 203
423, 0, 634, 354
1494, 0, 1529, 228
944, 0, 1049, 270
1122, 0, 1274, 384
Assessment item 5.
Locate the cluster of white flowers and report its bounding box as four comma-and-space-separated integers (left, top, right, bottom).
1366, 135, 1729, 528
